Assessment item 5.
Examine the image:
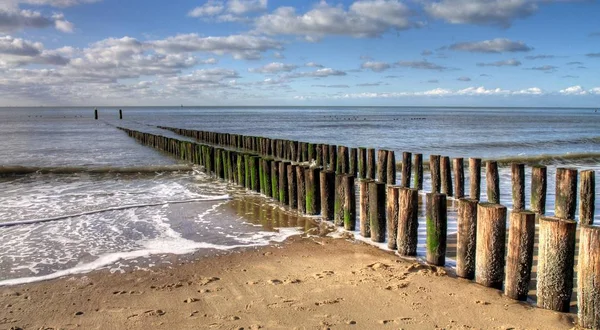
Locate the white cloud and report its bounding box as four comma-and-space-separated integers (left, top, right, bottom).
447, 38, 533, 53
188, 1, 224, 17
559, 85, 587, 95
305, 62, 324, 68
396, 60, 448, 71
361, 61, 391, 72
254, 1, 417, 39
477, 59, 521, 67
0, 35, 70, 67
425, 0, 539, 27
19, 0, 101, 7
227, 0, 267, 15
188, 0, 267, 18
285, 67, 347, 79
332, 86, 545, 98
249, 62, 297, 73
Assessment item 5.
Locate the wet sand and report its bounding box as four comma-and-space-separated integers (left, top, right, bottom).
0, 235, 575, 330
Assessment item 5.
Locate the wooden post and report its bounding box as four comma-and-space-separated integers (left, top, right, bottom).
369, 181, 387, 242
271, 160, 280, 199
358, 147, 367, 179
342, 174, 356, 231
580, 170, 595, 225
555, 168, 578, 220
334, 174, 345, 226
414, 153, 423, 190
337, 146, 349, 174
441, 156, 453, 197
577, 225, 600, 329
453, 158, 464, 198
537, 216, 577, 312
475, 203, 507, 289
263, 159, 272, 197
401, 152, 412, 188
250, 156, 260, 192
426, 193, 447, 266
366, 148, 376, 180
328, 145, 337, 172
504, 210, 536, 301
360, 179, 373, 237
288, 164, 298, 209
119, 109, 123, 119
321, 144, 329, 169
305, 167, 321, 215
486, 161, 500, 204
430, 155, 441, 193
349, 148, 358, 178
94, 108, 98, 120
386, 150, 396, 185
456, 198, 478, 279
278, 161, 290, 204
320, 170, 335, 221
397, 188, 419, 256
296, 165, 307, 214
316, 145, 323, 167
386, 185, 400, 249
531, 165, 547, 215
511, 163, 525, 211
377, 149, 388, 183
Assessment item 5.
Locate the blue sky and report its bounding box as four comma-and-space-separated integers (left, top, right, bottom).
1, 0, 599, 106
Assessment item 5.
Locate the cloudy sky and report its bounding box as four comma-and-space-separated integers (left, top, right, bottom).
1, 0, 599, 107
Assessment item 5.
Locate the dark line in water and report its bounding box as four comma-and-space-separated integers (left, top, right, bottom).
0, 165, 194, 176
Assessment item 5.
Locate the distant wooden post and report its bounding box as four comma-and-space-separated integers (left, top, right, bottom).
360, 179, 373, 237
397, 188, 419, 256
456, 198, 478, 279
414, 153, 423, 190
263, 159, 272, 197
305, 167, 321, 215
94, 108, 98, 120
386, 185, 400, 249
578, 225, 600, 329
296, 165, 307, 214
504, 210, 536, 301
377, 149, 388, 183
441, 156, 453, 196
486, 161, 500, 203
426, 193, 447, 266
469, 158, 481, 200
328, 145, 337, 172
357, 147, 367, 179
580, 170, 595, 225
453, 158, 464, 198
511, 163, 525, 211
342, 175, 356, 231
349, 148, 358, 178
430, 155, 441, 193
278, 161, 290, 204
369, 181, 387, 242
555, 168, 578, 220
334, 174, 345, 226
401, 152, 412, 188
537, 216, 577, 312
531, 165, 547, 215
250, 156, 260, 192
119, 109, 123, 119
271, 161, 280, 199
386, 151, 396, 185
475, 203, 507, 290
366, 148, 376, 180
287, 164, 298, 209
320, 170, 335, 221
337, 146, 349, 174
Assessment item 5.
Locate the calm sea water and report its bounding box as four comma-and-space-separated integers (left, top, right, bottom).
0, 106, 598, 285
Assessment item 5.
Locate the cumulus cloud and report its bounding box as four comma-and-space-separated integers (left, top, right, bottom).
19, 0, 101, 7
361, 61, 391, 72
333, 86, 545, 99
249, 62, 297, 73
305, 62, 324, 68
254, 1, 418, 39
476, 59, 521, 67
0, 35, 70, 67
446, 38, 533, 53
188, 1, 224, 17
228, 0, 267, 14
285, 67, 347, 79
0, 8, 72, 33
396, 60, 448, 71
559, 85, 587, 95
188, 0, 267, 19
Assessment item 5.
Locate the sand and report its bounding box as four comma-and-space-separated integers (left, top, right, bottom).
0, 235, 577, 330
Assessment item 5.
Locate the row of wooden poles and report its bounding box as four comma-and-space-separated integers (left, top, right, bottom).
118, 125, 598, 329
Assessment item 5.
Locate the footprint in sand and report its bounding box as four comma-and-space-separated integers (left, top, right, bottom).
315, 298, 344, 306
313, 271, 335, 279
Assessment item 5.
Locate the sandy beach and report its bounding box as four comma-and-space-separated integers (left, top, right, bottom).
0, 234, 576, 330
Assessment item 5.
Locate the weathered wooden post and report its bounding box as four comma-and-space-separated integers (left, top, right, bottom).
580, 170, 595, 225
360, 179, 373, 237
366, 148, 376, 180
377, 149, 388, 183
511, 163, 525, 211
358, 147, 367, 179
342, 174, 356, 230
578, 225, 600, 329
401, 152, 412, 188
504, 210, 536, 300
486, 161, 500, 204
236, 153, 244, 187
271, 160, 280, 199
250, 156, 260, 192
386, 185, 400, 249
263, 159, 272, 197
531, 165, 547, 215
369, 181, 387, 242
278, 161, 290, 204
537, 216, 577, 312
475, 203, 507, 289
397, 187, 418, 256
305, 167, 321, 215
119, 109, 123, 119
288, 164, 298, 209
426, 192, 447, 266
320, 170, 335, 221
453, 158, 464, 198
555, 168, 578, 220
386, 150, 396, 185
334, 174, 345, 226
337, 146, 349, 174
328, 145, 337, 171
469, 158, 481, 200
297, 165, 307, 214
456, 198, 478, 279
349, 148, 358, 178
414, 153, 423, 190
441, 156, 453, 196
94, 108, 98, 120
316, 144, 323, 167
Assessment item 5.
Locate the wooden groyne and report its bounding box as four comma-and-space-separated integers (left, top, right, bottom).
118, 125, 598, 327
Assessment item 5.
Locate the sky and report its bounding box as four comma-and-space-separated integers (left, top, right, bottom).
0, 0, 599, 107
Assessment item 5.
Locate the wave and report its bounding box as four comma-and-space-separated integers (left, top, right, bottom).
0, 195, 231, 228
0, 165, 193, 176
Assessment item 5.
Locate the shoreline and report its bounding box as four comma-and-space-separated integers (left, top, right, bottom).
0, 235, 575, 329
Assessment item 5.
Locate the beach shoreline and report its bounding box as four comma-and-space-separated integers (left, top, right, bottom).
0, 235, 576, 330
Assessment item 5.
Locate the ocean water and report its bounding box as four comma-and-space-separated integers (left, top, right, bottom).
0, 106, 598, 285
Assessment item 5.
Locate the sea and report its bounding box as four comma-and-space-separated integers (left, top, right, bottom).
0, 106, 598, 286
